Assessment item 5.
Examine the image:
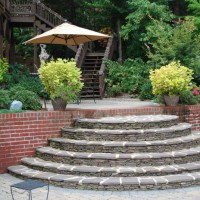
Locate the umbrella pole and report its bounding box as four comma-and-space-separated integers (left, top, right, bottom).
33, 23, 38, 72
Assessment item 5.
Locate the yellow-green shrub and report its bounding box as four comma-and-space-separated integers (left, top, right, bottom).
0, 58, 9, 82
39, 59, 83, 101
150, 61, 193, 96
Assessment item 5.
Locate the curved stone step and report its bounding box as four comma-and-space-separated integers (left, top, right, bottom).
36, 146, 200, 167
49, 131, 200, 153
8, 165, 200, 190
62, 123, 192, 141
74, 115, 178, 130
22, 157, 200, 177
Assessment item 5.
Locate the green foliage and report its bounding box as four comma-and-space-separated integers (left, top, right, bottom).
121, 0, 173, 40
0, 109, 24, 114
7, 63, 30, 86
180, 90, 199, 105
105, 58, 149, 96
139, 80, 154, 100
150, 61, 193, 96
0, 90, 11, 109
0, 58, 9, 83
106, 85, 122, 97
5, 63, 47, 98
15, 76, 47, 98
186, 0, 200, 29
13, 28, 33, 59
9, 86, 42, 110
39, 59, 83, 101
147, 21, 200, 79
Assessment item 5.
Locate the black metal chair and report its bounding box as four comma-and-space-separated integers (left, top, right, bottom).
10, 179, 49, 200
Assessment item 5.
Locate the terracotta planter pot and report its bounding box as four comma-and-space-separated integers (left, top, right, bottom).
51, 98, 67, 111
163, 95, 180, 106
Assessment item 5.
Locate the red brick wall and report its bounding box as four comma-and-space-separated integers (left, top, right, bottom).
0, 105, 200, 174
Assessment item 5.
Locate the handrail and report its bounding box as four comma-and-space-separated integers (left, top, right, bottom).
99, 34, 117, 98
35, 2, 65, 27
74, 43, 88, 68
7, 0, 64, 27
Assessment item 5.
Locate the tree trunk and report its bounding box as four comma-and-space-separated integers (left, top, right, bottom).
117, 19, 122, 64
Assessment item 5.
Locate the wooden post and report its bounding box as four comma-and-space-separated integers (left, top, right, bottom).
10, 27, 15, 64
0, 34, 3, 58
5, 39, 10, 62
117, 19, 122, 64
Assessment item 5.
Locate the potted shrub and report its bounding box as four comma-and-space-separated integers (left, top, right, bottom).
39, 58, 83, 110
150, 61, 193, 106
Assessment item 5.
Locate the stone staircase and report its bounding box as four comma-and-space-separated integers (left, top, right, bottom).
8, 115, 200, 190
81, 53, 104, 99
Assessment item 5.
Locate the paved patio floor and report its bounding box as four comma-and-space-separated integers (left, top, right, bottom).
45, 98, 159, 110
1, 174, 200, 200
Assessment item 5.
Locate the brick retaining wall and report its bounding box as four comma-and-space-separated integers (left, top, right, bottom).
0, 105, 200, 174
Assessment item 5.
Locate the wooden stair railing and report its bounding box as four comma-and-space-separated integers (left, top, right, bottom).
7, 0, 64, 27
98, 34, 117, 98
35, 2, 65, 27
75, 43, 89, 68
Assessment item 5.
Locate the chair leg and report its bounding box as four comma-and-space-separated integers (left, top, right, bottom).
10, 187, 15, 200
92, 86, 96, 104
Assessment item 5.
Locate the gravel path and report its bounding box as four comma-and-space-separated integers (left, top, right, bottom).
1, 174, 200, 200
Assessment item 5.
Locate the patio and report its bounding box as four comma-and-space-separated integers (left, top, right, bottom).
45, 98, 159, 110
1, 173, 200, 200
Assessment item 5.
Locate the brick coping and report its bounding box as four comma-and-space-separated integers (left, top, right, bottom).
1, 104, 200, 118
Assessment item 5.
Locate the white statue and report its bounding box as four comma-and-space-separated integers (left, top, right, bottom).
39, 44, 50, 61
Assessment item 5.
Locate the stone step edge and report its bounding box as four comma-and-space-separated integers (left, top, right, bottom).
8, 165, 200, 188
49, 132, 200, 147
22, 157, 200, 175
36, 146, 200, 160
74, 115, 178, 124
62, 123, 192, 135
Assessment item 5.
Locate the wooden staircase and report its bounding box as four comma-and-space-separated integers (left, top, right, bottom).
81, 53, 104, 99
0, 0, 65, 63
75, 35, 117, 99
0, 0, 118, 99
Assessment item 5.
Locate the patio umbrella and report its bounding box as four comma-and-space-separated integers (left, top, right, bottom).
24, 22, 110, 45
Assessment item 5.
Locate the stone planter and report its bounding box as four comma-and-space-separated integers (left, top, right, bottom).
51, 98, 67, 111
163, 95, 180, 106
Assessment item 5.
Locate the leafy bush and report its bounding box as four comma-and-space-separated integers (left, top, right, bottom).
0, 90, 11, 109
106, 85, 122, 97
9, 86, 42, 110
105, 58, 149, 96
150, 61, 193, 96
7, 63, 30, 86
13, 28, 33, 59
147, 21, 200, 84
16, 76, 48, 98
39, 59, 83, 101
0, 58, 9, 83
5, 63, 47, 98
139, 80, 154, 100
180, 90, 199, 105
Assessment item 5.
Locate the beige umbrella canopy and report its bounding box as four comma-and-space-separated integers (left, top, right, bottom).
25, 22, 110, 45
